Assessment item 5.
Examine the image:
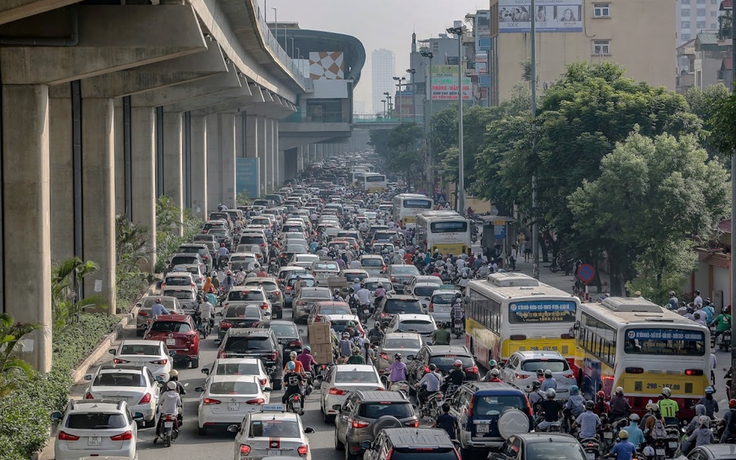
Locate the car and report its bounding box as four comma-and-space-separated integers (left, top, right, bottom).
277, 265, 309, 286
406, 345, 479, 386
208, 227, 233, 248
283, 273, 316, 308
209, 211, 234, 230
202, 357, 270, 388
177, 243, 213, 272
340, 269, 369, 289
161, 271, 197, 291
492, 433, 588, 460
370, 242, 394, 255
428, 290, 461, 323
215, 328, 283, 389
376, 332, 423, 373
686, 444, 736, 460
375, 294, 424, 327
161, 285, 198, 315
83, 363, 160, 428
228, 252, 261, 272
108, 339, 173, 381
257, 319, 304, 356
218, 304, 266, 339
51, 399, 144, 460
363, 277, 395, 295
290, 253, 320, 269
410, 282, 443, 312
384, 314, 437, 340
311, 260, 341, 285
196, 375, 271, 435
223, 286, 272, 317
406, 275, 443, 294
307, 301, 352, 326
172, 263, 206, 290
322, 314, 365, 339
362, 428, 458, 460
229, 404, 315, 460
358, 255, 385, 276
280, 244, 309, 265
167, 252, 205, 274
135, 295, 182, 337
500, 351, 576, 399
144, 314, 200, 368
335, 391, 419, 459
319, 364, 384, 424
448, 382, 533, 456
385, 264, 421, 293
202, 219, 228, 233
244, 277, 285, 318
293, 286, 332, 323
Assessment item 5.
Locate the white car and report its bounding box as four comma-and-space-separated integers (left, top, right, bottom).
108, 339, 173, 382
223, 286, 272, 317
229, 405, 315, 460
201, 358, 270, 387
83, 363, 160, 427
311, 260, 340, 285
410, 282, 443, 312
501, 350, 577, 399
52, 399, 144, 460
359, 254, 385, 276
319, 364, 384, 424
290, 253, 320, 269
196, 375, 271, 435
428, 290, 461, 323
322, 314, 366, 339
384, 314, 438, 340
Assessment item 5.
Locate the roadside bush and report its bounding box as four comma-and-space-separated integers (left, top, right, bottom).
116, 215, 149, 312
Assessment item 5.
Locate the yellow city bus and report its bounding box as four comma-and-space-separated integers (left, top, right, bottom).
465, 272, 580, 371
415, 210, 470, 256
361, 173, 387, 193
392, 193, 433, 227
575, 297, 709, 419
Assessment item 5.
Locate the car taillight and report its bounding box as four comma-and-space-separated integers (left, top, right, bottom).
391, 276, 396, 282
515, 373, 529, 379
150, 359, 168, 365
138, 311, 149, 317
298, 445, 309, 456
352, 419, 370, 428
218, 351, 228, 358
240, 444, 251, 455
110, 430, 133, 441
161, 284, 167, 289
203, 398, 221, 405
625, 367, 644, 374
563, 373, 575, 379
260, 378, 268, 386
270, 352, 278, 360
468, 400, 474, 417
113, 358, 130, 364
404, 420, 420, 427
329, 388, 348, 395
685, 369, 704, 376
428, 302, 434, 312
85, 392, 94, 399
260, 302, 268, 310
386, 448, 394, 460
220, 321, 232, 329
139, 393, 152, 404
380, 352, 389, 360
290, 340, 302, 347
58, 431, 80, 441
247, 398, 265, 404
466, 366, 479, 374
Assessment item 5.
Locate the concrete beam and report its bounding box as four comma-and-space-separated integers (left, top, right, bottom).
0, 0, 80, 25
135, 62, 242, 108
1, 5, 207, 85
163, 76, 252, 113
78, 42, 227, 98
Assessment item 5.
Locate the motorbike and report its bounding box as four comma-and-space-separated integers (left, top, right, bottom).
315, 363, 331, 388
421, 391, 444, 420
360, 305, 372, 324
664, 425, 680, 458
303, 372, 314, 396
533, 414, 561, 432
218, 255, 229, 271
598, 414, 615, 450
580, 438, 602, 460
726, 367, 733, 400
650, 438, 668, 460
156, 413, 178, 448
194, 312, 210, 339
452, 319, 464, 339
716, 330, 732, 351
287, 392, 304, 415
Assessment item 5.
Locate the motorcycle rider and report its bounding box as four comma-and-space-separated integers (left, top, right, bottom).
296, 347, 317, 374
719, 399, 736, 443
347, 347, 365, 364
154, 381, 182, 443
167, 370, 186, 395
537, 389, 562, 431
434, 403, 458, 440
217, 242, 229, 270
357, 283, 371, 311
658, 387, 679, 425
450, 293, 465, 328
222, 270, 236, 293
595, 390, 611, 416
441, 359, 466, 395
194, 296, 214, 333
683, 416, 714, 455
486, 368, 502, 382
574, 400, 601, 440
386, 353, 408, 384
284, 351, 305, 376
373, 283, 387, 309
332, 288, 344, 302
608, 430, 637, 460
623, 414, 645, 449
431, 322, 451, 345
564, 385, 586, 428
417, 364, 443, 409
367, 323, 384, 344
698, 386, 719, 419
609, 387, 631, 422
151, 298, 169, 317
528, 381, 547, 408
540, 369, 557, 391
282, 361, 305, 414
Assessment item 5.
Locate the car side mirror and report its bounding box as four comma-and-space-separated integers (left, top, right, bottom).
298, 329, 305, 334
169, 350, 177, 356
133, 412, 145, 421
227, 424, 240, 433
201, 368, 210, 375
84, 374, 92, 381
195, 387, 204, 392
304, 427, 315, 434
263, 387, 272, 392
407, 355, 415, 361
214, 339, 222, 345
108, 349, 116, 355
216, 312, 222, 317
155, 376, 164, 383
51, 411, 63, 422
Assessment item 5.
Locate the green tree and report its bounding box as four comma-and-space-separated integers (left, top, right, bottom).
0, 314, 42, 395
386, 122, 424, 187
683, 84, 730, 161
710, 90, 736, 155
51, 257, 108, 328
568, 131, 730, 298
368, 129, 391, 162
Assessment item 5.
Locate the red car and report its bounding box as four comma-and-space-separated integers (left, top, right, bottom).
144, 314, 200, 368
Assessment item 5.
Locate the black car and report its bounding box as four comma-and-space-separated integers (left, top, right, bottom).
215, 328, 283, 389
257, 320, 303, 356
218, 304, 265, 338
493, 433, 587, 460
375, 294, 424, 327
406, 344, 479, 387
362, 428, 459, 460
167, 252, 204, 274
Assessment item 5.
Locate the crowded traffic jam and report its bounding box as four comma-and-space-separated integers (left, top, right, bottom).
54, 154, 731, 460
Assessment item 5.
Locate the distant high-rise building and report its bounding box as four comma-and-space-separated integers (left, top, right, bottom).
372, 49, 395, 115
677, 0, 722, 45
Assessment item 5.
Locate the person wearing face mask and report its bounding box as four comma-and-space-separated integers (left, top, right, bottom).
697, 386, 719, 419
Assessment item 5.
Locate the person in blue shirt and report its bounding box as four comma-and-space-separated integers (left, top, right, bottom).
574, 400, 601, 440
608, 430, 637, 460
151, 298, 169, 316
540, 369, 557, 391
623, 414, 645, 449
434, 403, 458, 439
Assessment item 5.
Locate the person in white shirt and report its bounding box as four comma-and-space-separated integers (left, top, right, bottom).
349, 259, 362, 269
357, 285, 371, 307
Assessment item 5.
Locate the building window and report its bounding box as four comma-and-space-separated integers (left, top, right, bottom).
682, 21, 691, 28
592, 40, 610, 55
711, 10, 718, 16
682, 8, 691, 16
697, 20, 706, 28
697, 8, 706, 16
681, 0, 690, 3
593, 3, 610, 17
682, 33, 691, 40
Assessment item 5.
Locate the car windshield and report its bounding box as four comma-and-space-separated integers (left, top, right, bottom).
392, 266, 419, 275
525, 442, 586, 460
521, 359, 569, 372
269, 323, 298, 338
150, 321, 191, 333
165, 276, 191, 286
246, 282, 278, 292
240, 236, 265, 245
163, 290, 193, 300
362, 259, 383, 267
228, 291, 265, 302
224, 337, 271, 352
93, 372, 145, 387
397, 320, 434, 333
314, 262, 339, 271
432, 294, 457, 304
216, 363, 260, 376
288, 278, 316, 288
120, 344, 160, 355
472, 395, 527, 416
344, 273, 367, 282
414, 286, 438, 297
429, 355, 474, 372
365, 281, 390, 291
142, 297, 176, 309
385, 301, 423, 314
209, 381, 259, 395
301, 290, 332, 300
226, 305, 260, 317
66, 413, 127, 429
358, 402, 414, 419
383, 337, 422, 349
249, 420, 300, 438
318, 305, 351, 315
334, 371, 379, 384
171, 256, 197, 265
391, 449, 457, 460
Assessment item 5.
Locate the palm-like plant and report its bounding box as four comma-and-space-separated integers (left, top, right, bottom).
51, 257, 107, 328
0, 313, 42, 395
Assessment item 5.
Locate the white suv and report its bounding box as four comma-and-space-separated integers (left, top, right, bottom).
52, 399, 144, 460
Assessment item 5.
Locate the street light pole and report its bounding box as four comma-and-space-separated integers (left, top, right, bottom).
393, 77, 404, 122
381, 99, 387, 118
729, 1, 736, 400
447, 25, 465, 216
407, 68, 417, 123
531, 0, 539, 280
421, 50, 435, 198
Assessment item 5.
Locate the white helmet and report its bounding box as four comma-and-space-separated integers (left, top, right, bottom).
167, 381, 177, 391
546, 388, 556, 399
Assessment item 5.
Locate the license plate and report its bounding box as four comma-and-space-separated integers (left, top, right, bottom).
267, 450, 281, 456
88, 436, 102, 446
656, 449, 665, 456
293, 403, 301, 411
476, 424, 489, 434
228, 402, 240, 411
669, 442, 678, 449
604, 432, 612, 439
166, 338, 176, 346
586, 453, 595, 460
164, 421, 174, 428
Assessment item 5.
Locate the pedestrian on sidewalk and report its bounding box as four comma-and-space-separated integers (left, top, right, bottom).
509, 245, 517, 271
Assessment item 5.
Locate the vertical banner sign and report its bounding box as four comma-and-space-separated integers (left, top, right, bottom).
236, 157, 260, 199
430, 65, 472, 101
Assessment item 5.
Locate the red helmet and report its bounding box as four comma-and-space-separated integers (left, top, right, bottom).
730, 399, 736, 408
221, 242, 225, 247
597, 391, 605, 399
726, 305, 732, 314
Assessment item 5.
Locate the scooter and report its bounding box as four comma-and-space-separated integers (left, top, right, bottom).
154, 413, 179, 448
453, 319, 464, 339
580, 438, 602, 460
287, 392, 304, 415
421, 391, 444, 420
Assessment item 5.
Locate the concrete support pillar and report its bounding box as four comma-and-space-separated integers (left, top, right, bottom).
264, 117, 272, 192
257, 116, 267, 195
206, 113, 236, 210
310, 144, 317, 164
163, 112, 184, 235
113, 101, 125, 216
235, 113, 245, 159
190, 115, 207, 218
272, 119, 280, 187
131, 107, 157, 272
246, 115, 259, 159
3, 84, 52, 372
284, 148, 297, 180
49, 96, 74, 263
82, 98, 116, 313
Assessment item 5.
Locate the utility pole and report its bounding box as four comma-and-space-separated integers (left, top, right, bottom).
407, 68, 417, 123
729, 3, 736, 400
421, 51, 435, 198
447, 24, 465, 215
531, 0, 539, 280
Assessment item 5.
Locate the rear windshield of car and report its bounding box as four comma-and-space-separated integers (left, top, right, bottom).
246, 281, 278, 292
334, 371, 379, 384
224, 337, 272, 352
93, 372, 145, 387
345, 273, 367, 282
391, 266, 419, 275
431, 294, 456, 304
216, 363, 260, 376
361, 259, 383, 267
520, 359, 569, 373
165, 276, 191, 286
301, 289, 332, 300
525, 442, 584, 460
141, 297, 176, 309
385, 300, 423, 314
239, 236, 265, 245
150, 321, 191, 333
171, 256, 198, 265
268, 323, 298, 338
397, 320, 434, 333
66, 413, 127, 429
228, 291, 265, 302
282, 225, 304, 233
429, 355, 474, 371
120, 344, 160, 356
248, 420, 300, 438
163, 290, 194, 300
318, 305, 351, 315
384, 337, 422, 349
358, 402, 414, 419
365, 282, 390, 291
391, 449, 457, 460
226, 305, 261, 318
230, 256, 256, 265
413, 286, 438, 297
314, 262, 339, 271
287, 278, 316, 288
208, 381, 258, 395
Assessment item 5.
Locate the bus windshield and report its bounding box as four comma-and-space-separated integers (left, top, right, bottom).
507, 301, 576, 324
430, 221, 468, 233
403, 199, 432, 209
365, 175, 386, 182
624, 328, 706, 356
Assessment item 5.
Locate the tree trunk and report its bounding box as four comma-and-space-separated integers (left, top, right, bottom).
607, 250, 625, 296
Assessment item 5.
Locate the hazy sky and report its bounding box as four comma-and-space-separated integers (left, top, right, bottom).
260, 0, 486, 112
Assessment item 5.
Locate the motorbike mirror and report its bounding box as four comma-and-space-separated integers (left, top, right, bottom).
263, 387, 272, 392
298, 329, 305, 334
214, 339, 222, 345
304, 427, 316, 434
360, 441, 372, 451
169, 350, 177, 356
227, 424, 240, 433
155, 376, 164, 383
84, 374, 92, 381
108, 348, 116, 355
406, 355, 415, 361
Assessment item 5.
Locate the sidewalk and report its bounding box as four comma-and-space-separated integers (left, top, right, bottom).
509, 259, 611, 298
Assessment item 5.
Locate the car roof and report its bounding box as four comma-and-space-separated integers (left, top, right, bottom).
463, 381, 525, 394
360, 254, 383, 259
68, 399, 127, 413
230, 286, 264, 292
245, 277, 279, 284
324, 314, 359, 321
316, 301, 350, 307
354, 390, 408, 402
226, 328, 272, 337
513, 350, 566, 360
97, 363, 147, 372
432, 290, 461, 295
396, 314, 434, 321
698, 444, 736, 458
385, 332, 423, 339
215, 357, 261, 364
210, 374, 261, 384
171, 252, 199, 258
513, 433, 579, 443
165, 271, 193, 277
383, 428, 454, 447
386, 294, 418, 300
250, 411, 300, 422
426, 345, 471, 355
119, 339, 160, 347
334, 364, 376, 372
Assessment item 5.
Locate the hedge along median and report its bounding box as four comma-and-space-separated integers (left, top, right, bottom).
0, 313, 121, 460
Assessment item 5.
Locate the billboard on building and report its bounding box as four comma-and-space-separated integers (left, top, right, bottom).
429, 66, 472, 100
309, 52, 344, 80
236, 157, 259, 199
499, 0, 583, 33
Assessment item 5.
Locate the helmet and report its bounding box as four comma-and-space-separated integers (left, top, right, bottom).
221, 242, 225, 247
429, 364, 437, 371
334, 289, 340, 294
352, 348, 360, 355
489, 359, 497, 368
699, 416, 710, 426
347, 321, 355, 327
585, 400, 595, 410
156, 298, 162, 303
377, 283, 383, 288
374, 323, 381, 329
661, 387, 671, 397
290, 351, 297, 359
394, 353, 402, 360
618, 430, 629, 440
453, 359, 463, 367
570, 385, 579, 395
615, 386, 624, 395
490, 369, 500, 378
342, 332, 350, 338
462, 273, 468, 278
705, 386, 715, 395
544, 369, 553, 378
455, 292, 462, 299
167, 381, 177, 390
670, 291, 676, 296
169, 369, 179, 378
287, 361, 296, 371
227, 270, 233, 275
629, 413, 640, 422
597, 390, 605, 399
730, 399, 736, 409
546, 388, 556, 399
304, 346, 311, 352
